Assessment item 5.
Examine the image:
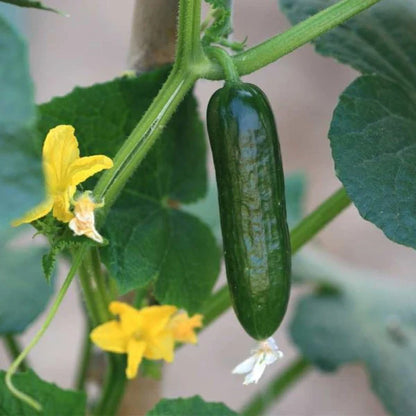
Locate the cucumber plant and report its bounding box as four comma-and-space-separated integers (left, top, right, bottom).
1, 0, 414, 415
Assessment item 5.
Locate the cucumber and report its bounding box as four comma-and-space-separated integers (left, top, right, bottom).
207, 82, 291, 340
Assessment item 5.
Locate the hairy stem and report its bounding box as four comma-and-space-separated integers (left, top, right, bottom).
202, 0, 382, 79
94, 68, 196, 212
94, 0, 203, 212
2, 335, 28, 372
202, 187, 350, 325
206, 46, 240, 83
241, 357, 311, 416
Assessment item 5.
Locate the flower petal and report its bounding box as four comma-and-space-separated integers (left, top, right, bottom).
109, 301, 140, 316
90, 320, 129, 353
68, 155, 113, 187
52, 190, 74, 223
233, 337, 284, 385
42, 125, 80, 193
69, 193, 104, 243
232, 355, 257, 375
109, 301, 142, 336
140, 305, 178, 337
144, 329, 175, 362
11, 197, 53, 226
264, 350, 283, 365
169, 313, 203, 344
243, 358, 267, 385
126, 339, 146, 379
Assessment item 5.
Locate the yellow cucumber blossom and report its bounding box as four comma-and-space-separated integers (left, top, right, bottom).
90, 302, 203, 379
12, 125, 113, 226
69, 192, 104, 243
168, 312, 203, 344
232, 337, 283, 385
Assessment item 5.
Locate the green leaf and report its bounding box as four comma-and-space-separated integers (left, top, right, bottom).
281, 0, 416, 248
0, 228, 53, 334
38, 68, 206, 203
329, 75, 416, 248
147, 396, 238, 416
291, 250, 416, 416
37, 67, 217, 312
0, 15, 43, 230
279, 0, 416, 90
103, 197, 220, 313
182, 179, 222, 243
0, 370, 86, 415
0, 0, 61, 13
41, 229, 96, 282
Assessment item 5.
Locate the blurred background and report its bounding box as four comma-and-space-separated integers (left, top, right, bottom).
1, 1, 415, 415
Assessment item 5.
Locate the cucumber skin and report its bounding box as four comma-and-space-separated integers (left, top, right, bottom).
207, 82, 291, 340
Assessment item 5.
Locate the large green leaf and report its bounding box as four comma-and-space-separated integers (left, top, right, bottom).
104, 197, 220, 313
38, 68, 206, 203
0, 15, 42, 230
147, 396, 238, 416
0, 370, 86, 415
281, 0, 416, 248
0, 229, 52, 334
291, 250, 416, 416
38, 68, 219, 312
329, 76, 416, 248
279, 0, 416, 91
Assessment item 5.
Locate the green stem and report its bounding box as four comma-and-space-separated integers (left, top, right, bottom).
93, 355, 127, 416
91, 5, 204, 413
241, 357, 311, 416
78, 261, 104, 326
2, 335, 28, 372
202, 0, 382, 79
90, 248, 112, 310
5, 245, 87, 412
206, 47, 240, 83
94, 68, 197, 213
79, 251, 125, 414
75, 323, 93, 391
201, 187, 350, 326
290, 187, 350, 253
177, 0, 203, 63
94, 0, 202, 212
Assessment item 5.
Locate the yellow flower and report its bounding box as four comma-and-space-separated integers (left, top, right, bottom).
91, 302, 177, 379
69, 192, 104, 243
12, 125, 113, 226
169, 312, 203, 344
90, 302, 203, 379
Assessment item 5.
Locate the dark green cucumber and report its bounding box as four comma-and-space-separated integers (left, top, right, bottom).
207, 82, 291, 340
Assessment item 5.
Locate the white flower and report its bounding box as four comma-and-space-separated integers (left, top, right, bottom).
232, 337, 283, 385
69, 192, 104, 243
